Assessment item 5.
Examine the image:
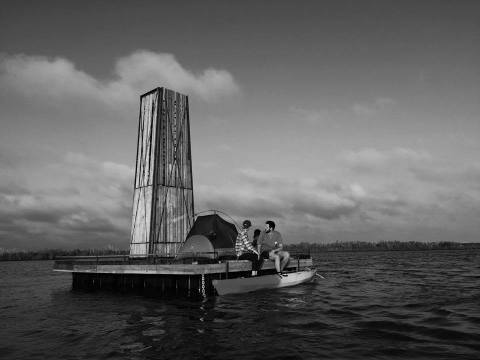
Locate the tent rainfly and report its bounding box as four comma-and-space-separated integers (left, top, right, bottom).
176, 214, 238, 260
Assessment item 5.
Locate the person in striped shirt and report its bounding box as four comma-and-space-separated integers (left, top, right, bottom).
236, 220, 262, 276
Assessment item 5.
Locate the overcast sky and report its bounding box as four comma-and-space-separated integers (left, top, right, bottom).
1, 0, 479, 250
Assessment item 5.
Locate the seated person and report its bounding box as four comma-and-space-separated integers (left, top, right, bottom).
257, 220, 290, 275
235, 220, 263, 275
252, 228, 261, 248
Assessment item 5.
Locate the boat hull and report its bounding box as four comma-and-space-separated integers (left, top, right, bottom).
212, 269, 316, 295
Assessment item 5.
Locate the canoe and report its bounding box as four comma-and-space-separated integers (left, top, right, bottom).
212, 269, 316, 295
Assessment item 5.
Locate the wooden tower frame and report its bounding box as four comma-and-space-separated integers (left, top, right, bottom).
129, 88, 194, 257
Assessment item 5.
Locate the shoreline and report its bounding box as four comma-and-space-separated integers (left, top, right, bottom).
2, 242, 480, 261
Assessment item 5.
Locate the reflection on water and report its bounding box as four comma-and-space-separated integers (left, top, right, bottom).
1, 250, 480, 359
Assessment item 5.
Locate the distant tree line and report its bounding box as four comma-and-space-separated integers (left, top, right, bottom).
1, 241, 480, 261
284, 240, 480, 255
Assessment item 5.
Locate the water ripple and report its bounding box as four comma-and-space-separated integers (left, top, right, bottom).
1, 251, 480, 359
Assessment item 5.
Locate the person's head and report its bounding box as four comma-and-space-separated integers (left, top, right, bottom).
242, 219, 252, 229
253, 229, 261, 238
265, 220, 276, 233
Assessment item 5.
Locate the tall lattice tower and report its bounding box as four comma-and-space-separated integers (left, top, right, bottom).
130, 88, 194, 257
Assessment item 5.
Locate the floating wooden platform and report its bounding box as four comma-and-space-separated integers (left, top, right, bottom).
54, 256, 313, 297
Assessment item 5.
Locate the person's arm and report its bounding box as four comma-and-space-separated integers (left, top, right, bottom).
257, 232, 263, 258
235, 233, 242, 258
243, 234, 258, 255
274, 232, 284, 250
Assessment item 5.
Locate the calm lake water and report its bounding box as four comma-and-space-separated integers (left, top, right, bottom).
1, 250, 479, 360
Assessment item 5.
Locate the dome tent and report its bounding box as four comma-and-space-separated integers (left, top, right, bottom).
176, 213, 238, 261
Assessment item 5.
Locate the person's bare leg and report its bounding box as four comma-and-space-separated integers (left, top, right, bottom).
274, 254, 281, 272
269, 250, 281, 273
280, 251, 290, 272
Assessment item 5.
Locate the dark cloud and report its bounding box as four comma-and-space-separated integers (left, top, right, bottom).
364, 197, 409, 218
201, 196, 285, 220
197, 171, 365, 225
0, 152, 132, 250
57, 211, 124, 232
20, 209, 63, 223
411, 164, 480, 188
291, 197, 358, 220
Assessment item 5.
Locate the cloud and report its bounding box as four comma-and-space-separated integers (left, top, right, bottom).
337, 147, 480, 236
2, 144, 479, 248
0, 50, 241, 249
0, 152, 134, 249
216, 144, 233, 152
411, 162, 480, 188
341, 147, 431, 170
196, 184, 285, 220
114, 51, 239, 102
0, 51, 241, 170
194, 147, 480, 243
196, 168, 365, 224
352, 97, 396, 116
0, 51, 240, 106
289, 106, 331, 124
339, 147, 480, 218
1, 50, 479, 246
288, 98, 395, 127
0, 54, 98, 100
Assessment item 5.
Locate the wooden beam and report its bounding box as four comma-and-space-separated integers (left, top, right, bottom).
53, 258, 313, 275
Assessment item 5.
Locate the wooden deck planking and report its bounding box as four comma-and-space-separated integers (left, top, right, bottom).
53, 258, 313, 275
